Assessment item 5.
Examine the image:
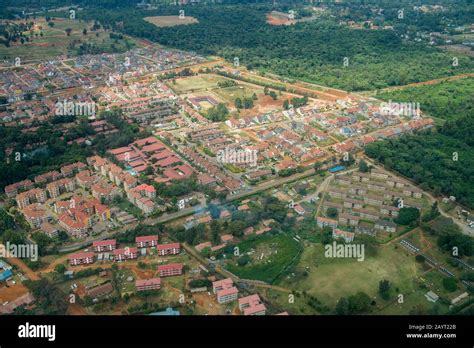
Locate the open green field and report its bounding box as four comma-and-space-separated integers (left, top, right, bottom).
277, 242, 424, 308
0, 17, 138, 62
212, 84, 263, 105
224, 234, 302, 284
376, 284, 450, 315
144, 16, 199, 27
170, 74, 232, 94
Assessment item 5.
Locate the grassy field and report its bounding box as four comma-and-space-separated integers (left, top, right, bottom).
376, 284, 450, 315
170, 74, 231, 94
224, 234, 302, 284
144, 16, 198, 27
212, 85, 262, 105
0, 17, 137, 62
277, 242, 424, 309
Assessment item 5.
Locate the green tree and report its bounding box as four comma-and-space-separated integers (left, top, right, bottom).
395, 207, 420, 226
234, 97, 243, 109
335, 297, 350, 315
326, 207, 338, 219
442, 278, 458, 292
359, 160, 369, 173
378, 279, 391, 300
54, 264, 66, 274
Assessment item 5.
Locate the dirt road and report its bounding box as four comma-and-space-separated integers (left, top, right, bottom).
4, 256, 40, 281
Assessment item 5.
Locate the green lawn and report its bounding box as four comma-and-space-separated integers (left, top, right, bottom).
377, 285, 450, 315
278, 242, 424, 308
212, 84, 263, 105
224, 234, 302, 284
170, 74, 231, 94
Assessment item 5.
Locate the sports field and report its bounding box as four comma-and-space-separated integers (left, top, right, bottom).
277, 242, 424, 308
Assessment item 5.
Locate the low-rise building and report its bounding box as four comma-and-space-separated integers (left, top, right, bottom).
158, 263, 183, 277
317, 217, 338, 230
69, 252, 94, 266
87, 282, 113, 299
136, 235, 159, 248
212, 278, 234, 294
332, 229, 355, 243
338, 213, 360, 226
157, 242, 180, 256
113, 247, 138, 262
374, 220, 397, 233
216, 287, 239, 304
238, 294, 266, 316
136, 277, 161, 291
93, 239, 117, 252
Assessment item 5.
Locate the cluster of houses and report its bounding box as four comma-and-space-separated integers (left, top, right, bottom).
332, 118, 434, 155
180, 142, 243, 194
225, 111, 286, 129
211, 278, 268, 315
6, 162, 118, 238
319, 169, 425, 236
68, 235, 182, 266
251, 125, 327, 167
108, 136, 195, 185
99, 81, 183, 128
67, 235, 185, 301
74, 46, 205, 88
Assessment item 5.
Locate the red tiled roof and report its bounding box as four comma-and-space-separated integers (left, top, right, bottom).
136, 235, 158, 243
156, 243, 180, 250
217, 286, 238, 297
113, 247, 138, 255
244, 303, 266, 315
93, 239, 116, 247
69, 252, 94, 260
158, 263, 183, 272
135, 277, 161, 287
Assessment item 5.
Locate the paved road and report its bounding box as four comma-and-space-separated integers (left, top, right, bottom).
56, 168, 325, 252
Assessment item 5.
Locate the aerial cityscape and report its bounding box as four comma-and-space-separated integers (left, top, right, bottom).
0, 0, 472, 344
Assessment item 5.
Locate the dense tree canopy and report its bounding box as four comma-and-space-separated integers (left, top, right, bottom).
77, 4, 474, 91
365, 115, 474, 209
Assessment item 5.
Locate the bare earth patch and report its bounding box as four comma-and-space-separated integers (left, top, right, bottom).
144, 16, 199, 27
